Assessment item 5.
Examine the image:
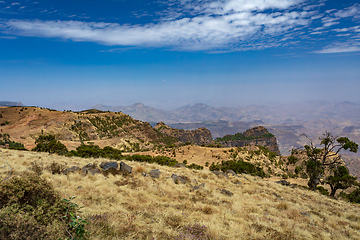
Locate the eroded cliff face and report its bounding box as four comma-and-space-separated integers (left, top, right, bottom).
154, 122, 213, 146
218, 126, 281, 155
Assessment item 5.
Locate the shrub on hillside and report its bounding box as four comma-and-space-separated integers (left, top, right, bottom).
209, 160, 266, 178
340, 186, 360, 204
0, 172, 86, 239
32, 134, 68, 155
128, 154, 178, 167
68, 144, 123, 160
187, 163, 204, 170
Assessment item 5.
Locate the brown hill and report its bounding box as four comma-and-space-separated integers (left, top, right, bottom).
216, 126, 281, 155
154, 122, 213, 145
0, 106, 180, 151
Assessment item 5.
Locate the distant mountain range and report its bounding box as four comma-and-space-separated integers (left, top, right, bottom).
0, 101, 23, 107
94, 101, 360, 177
93, 101, 360, 124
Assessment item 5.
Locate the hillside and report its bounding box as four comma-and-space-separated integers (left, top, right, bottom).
1, 149, 360, 239
216, 126, 280, 155
154, 122, 213, 146
0, 106, 180, 151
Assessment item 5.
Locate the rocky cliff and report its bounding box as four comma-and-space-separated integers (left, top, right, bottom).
154, 122, 213, 146
217, 126, 281, 155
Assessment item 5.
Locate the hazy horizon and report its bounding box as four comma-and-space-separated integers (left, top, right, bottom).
1, 0, 360, 109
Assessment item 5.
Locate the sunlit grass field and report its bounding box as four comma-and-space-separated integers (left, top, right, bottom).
1, 149, 360, 239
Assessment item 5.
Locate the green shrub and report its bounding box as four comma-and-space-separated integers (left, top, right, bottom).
8, 141, 27, 150
187, 163, 203, 170
216, 132, 274, 142
128, 154, 178, 167
32, 134, 68, 155
67, 144, 123, 160
281, 174, 288, 179
295, 166, 303, 174
0, 172, 86, 240
287, 155, 298, 164
316, 186, 329, 196
340, 188, 360, 204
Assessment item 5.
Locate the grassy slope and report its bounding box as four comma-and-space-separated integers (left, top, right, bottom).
1, 149, 360, 239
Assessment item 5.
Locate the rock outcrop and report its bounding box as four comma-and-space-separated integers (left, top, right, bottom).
154, 122, 213, 145
217, 126, 281, 155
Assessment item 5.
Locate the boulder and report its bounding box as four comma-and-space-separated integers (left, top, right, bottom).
218, 188, 234, 197
82, 163, 96, 175
276, 180, 290, 186
100, 161, 118, 171
193, 183, 205, 190
88, 168, 101, 175
212, 170, 229, 179
171, 174, 187, 184
63, 166, 80, 175
149, 169, 161, 178
120, 161, 132, 174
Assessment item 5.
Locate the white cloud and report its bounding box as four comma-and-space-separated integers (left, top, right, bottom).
314, 45, 360, 53
1, 0, 315, 51
1, 0, 359, 53
334, 4, 360, 18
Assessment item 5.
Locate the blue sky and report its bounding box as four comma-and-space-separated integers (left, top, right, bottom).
0, 0, 360, 110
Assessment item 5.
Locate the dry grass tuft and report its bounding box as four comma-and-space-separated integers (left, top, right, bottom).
276, 202, 289, 211
133, 164, 145, 173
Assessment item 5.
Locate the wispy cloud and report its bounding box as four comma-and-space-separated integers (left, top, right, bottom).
334, 4, 360, 19
1, 0, 316, 51
314, 45, 360, 54
0, 0, 359, 53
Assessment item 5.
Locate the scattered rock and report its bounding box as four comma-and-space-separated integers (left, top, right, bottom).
171, 174, 188, 184
276, 180, 290, 186
300, 212, 311, 218
120, 161, 132, 174
193, 183, 205, 190
63, 166, 80, 175
142, 172, 149, 177
234, 180, 242, 185
226, 170, 237, 176
77, 186, 83, 190
87, 168, 101, 175
212, 170, 229, 179
100, 161, 118, 171
82, 163, 96, 174
218, 188, 234, 197
149, 169, 161, 178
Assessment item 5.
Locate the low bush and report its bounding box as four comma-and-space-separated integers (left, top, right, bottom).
187, 163, 204, 170
288, 155, 298, 164
340, 187, 360, 204
67, 144, 123, 160
316, 186, 329, 196
0, 172, 87, 239
32, 134, 68, 155
128, 154, 178, 167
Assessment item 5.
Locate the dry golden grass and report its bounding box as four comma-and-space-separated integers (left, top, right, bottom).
2, 149, 360, 239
